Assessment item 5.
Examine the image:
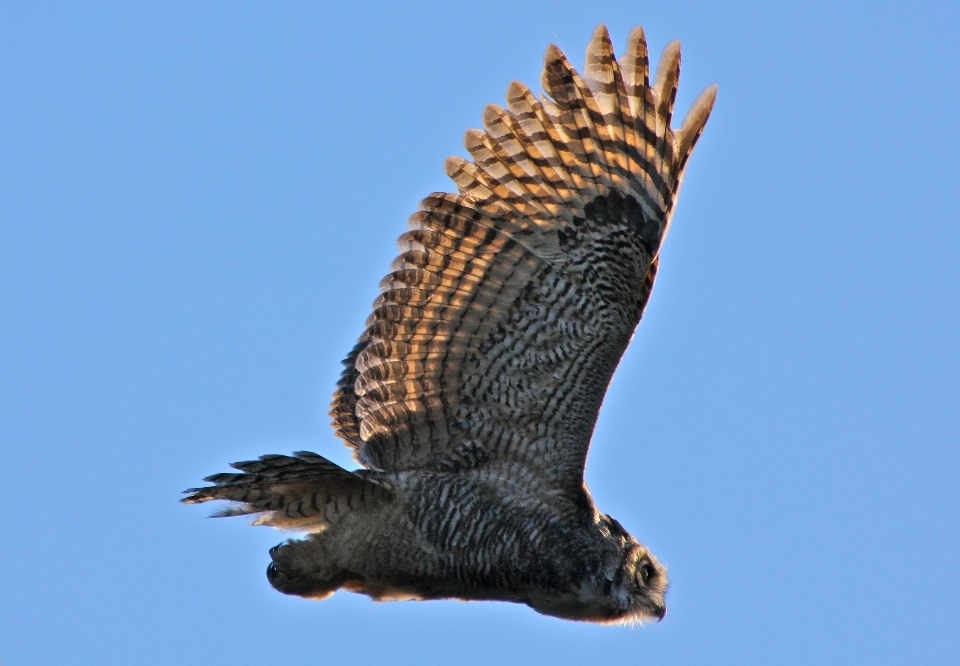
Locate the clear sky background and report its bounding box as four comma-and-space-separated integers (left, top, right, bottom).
2, 2, 958, 664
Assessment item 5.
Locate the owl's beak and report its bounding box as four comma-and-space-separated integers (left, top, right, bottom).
653, 602, 667, 622
642, 594, 667, 622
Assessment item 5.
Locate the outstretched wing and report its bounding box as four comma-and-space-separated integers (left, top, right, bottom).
330, 26, 715, 503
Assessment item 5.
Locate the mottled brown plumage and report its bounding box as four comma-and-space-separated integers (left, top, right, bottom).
183, 24, 715, 624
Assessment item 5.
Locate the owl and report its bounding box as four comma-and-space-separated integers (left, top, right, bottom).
184, 24, 716, 624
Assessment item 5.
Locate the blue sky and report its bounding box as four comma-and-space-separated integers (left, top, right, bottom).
1, 2, 958, 664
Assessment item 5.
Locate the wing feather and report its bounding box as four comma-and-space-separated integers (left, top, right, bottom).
505, 82, 580, 209
481, 103, 565, 213
582, 26, 632, 198
541, 44, 608, 189
330, 25, 715, 503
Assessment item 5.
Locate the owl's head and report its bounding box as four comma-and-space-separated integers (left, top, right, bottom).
600, 515, 668, 624
526, 514, 667, 624
618, 542, 668, 623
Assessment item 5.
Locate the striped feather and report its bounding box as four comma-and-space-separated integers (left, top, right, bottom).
582, 26, 632, 198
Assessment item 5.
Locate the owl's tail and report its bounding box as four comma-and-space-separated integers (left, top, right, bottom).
181, 451, 393, 530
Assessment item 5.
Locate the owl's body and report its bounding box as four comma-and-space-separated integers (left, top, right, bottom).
266, 467, 660, 622
184, 25, 715, 624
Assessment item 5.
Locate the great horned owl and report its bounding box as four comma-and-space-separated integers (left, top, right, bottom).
184, 24, 716, 624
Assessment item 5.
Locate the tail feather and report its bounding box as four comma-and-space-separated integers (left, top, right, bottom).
182, 451, 392, 530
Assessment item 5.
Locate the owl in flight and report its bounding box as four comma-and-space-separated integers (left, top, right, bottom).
184, 24, 715, 624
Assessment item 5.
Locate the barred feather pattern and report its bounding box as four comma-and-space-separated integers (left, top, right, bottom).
330, 25, 715, 501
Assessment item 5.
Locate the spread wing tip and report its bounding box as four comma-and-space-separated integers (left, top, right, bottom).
677, 83, 718, 163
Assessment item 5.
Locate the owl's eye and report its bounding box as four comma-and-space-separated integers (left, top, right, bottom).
636, 562, 657, 586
